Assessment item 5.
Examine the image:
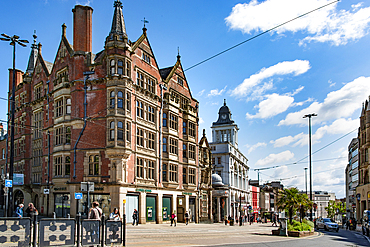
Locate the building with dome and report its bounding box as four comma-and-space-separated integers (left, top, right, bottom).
210, 100, 249, 222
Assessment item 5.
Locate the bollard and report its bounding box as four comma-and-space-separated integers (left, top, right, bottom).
32, 214, 37, 247
76, 213, 81, 247
53, 212, 56, 219
123, 214, 126, 247
101, 214, 105, 247
68, 214, 70, 219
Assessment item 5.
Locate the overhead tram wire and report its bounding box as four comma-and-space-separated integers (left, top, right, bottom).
253, 128, 357, 173
184, 0, 340, 72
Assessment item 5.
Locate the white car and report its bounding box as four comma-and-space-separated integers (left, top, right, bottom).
316, 218, 339, 232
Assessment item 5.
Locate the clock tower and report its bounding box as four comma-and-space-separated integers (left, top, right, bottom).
211, 99, 238, 148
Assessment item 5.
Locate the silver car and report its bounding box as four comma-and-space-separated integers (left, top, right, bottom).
316, 218, 339, 232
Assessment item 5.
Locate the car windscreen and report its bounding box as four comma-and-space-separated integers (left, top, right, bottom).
323, 219, 332, 223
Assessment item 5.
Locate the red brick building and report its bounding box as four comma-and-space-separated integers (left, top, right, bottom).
6, 0, 200, 223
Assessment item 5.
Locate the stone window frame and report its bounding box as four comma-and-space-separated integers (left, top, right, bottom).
136, 69, 156, 94
169, 138, 178, 155
189, 121, 196, 138
34, 82, 43, 101
189, 168, 196, 185
88, 154, 100, 176
169, 164, 178, 182
183, 143, 187, 159
183, 167, 187, 184
108, 56, 131, 77
189, 144, 196, 160
142, 52, 151, 64
136, 157, 144, 178
169, 113, 178, 131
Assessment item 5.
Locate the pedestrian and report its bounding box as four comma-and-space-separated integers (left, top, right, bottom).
15, 203, 24, 218
170, 211, 176, 226
88, 201, 102, 220
346, 219, 349, 230
272, 214, 277, 226
25, 203, 38, 218
185, 211, 189, 225
109, 207, 120, 221
132, 209, 138, 226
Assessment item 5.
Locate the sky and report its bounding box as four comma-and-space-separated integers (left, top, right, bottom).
1, 0, 370, 199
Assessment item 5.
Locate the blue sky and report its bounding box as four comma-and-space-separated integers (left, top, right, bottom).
1, 0, 370, 198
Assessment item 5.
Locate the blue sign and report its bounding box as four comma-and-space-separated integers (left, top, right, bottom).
5, 180, 12, 188
75, 192, 83, 200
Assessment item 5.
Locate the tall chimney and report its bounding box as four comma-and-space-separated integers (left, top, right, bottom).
72, 5, 93, 53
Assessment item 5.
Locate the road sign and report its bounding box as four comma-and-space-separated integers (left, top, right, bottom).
75, 193, 83, 200
81, 182, 94, 192
44, 189, 50, 194
5, 180, 12, 188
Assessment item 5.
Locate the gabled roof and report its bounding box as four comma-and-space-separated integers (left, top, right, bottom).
159, 66, 173, 80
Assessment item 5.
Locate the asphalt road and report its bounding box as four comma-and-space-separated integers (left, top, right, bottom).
125, 223, 370, 247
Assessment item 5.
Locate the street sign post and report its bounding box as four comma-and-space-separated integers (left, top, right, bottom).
75, 193, 83, 200
5, 180, 12, 187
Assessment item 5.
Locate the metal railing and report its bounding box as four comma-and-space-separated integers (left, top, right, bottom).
0, 214, 126, 247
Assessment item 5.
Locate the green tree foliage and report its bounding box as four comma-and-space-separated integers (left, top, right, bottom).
276, 187, 312, 224
325, 200, 346, 219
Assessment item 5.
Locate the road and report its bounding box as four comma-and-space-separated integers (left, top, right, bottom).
125, 223, 370, 247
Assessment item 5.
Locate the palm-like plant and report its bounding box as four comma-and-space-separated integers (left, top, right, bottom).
276, 187, 312, 224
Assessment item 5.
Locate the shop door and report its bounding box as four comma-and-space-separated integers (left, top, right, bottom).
126, 195, 139, 223
162, 197, 171, 221
189, 197, 196, 222
54, 194, 70, 218
146, 196, 156, 222
177, 197, 185, 222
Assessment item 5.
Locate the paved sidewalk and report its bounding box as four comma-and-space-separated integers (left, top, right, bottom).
125, 222, 320, 247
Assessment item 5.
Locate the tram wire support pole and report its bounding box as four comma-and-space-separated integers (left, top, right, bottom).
0, 33, 28, 216
303, 113, 317, 221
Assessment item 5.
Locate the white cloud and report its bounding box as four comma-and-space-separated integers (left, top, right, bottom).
199, 117, 204, 124
230, 60, 310, 98
208, 86, 227, 97
197, 89, 205, 97
255, 150, 294, 167
270, 132, 305, 148
278, 76, 370, 126
225, 0, 370, 46
246, 93, 294, 119
328, 80, 336, 87
247, 142, 267, 154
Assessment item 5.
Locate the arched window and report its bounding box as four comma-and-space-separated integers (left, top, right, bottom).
117, 91, 123, 109
117, 121, 123, 140
117, 60, 124, 75
110, 121, 115, 140
66, 98, 71, 114
110, 91, 115, 108
110, 59, 115, 75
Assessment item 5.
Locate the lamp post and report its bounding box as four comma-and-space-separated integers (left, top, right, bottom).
303, 113, 317, 221
1, 33, 28, 216
304, 168, 308, 195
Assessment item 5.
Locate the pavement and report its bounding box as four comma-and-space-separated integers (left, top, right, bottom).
125, 222, 320, 247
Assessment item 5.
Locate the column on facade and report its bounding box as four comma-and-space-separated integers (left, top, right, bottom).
139, 192, 146, 224
157, 193, 163, 224
172, 194, 177, 216
70, 185, 77, 217
217, 197, 221, 222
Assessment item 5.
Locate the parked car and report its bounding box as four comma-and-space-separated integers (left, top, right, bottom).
362, 210, 370, 236
316, 218, 339, 232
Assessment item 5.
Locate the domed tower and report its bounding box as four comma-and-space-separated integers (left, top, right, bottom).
211, 99, 239, 148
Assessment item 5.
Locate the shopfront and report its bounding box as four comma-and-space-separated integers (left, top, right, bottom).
78, 193, 111, 217
162, 196, 171, 222
146, 195, 156, 222
126, 194, 139, 224
54, 193, 70, 218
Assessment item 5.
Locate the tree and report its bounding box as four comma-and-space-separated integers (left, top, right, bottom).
276, 187, 312, 224
325, 201, 346, 219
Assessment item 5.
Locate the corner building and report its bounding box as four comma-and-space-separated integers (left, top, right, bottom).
7, 0, 200, 223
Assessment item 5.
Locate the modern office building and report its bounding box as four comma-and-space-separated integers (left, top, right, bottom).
346, 138, 359, 219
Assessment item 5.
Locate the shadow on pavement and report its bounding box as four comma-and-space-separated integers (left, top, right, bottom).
316, 229, 369, 247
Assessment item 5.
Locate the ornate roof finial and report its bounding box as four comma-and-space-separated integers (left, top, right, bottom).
109, 0, 127, 38
141, 17, 149, 29
33, 30, 37, 45
26, 30, 39, 74
203, 129, 206, 138
177, 47, 181, 60
224, 99, 226, 106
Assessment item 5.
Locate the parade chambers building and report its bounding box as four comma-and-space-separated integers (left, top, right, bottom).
5, 0, 202, 224
210, 100, 249, 222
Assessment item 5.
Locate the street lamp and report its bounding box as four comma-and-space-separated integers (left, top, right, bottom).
303, 113, 317, 221
304, 168, 308, 195
1, 33, 28, 216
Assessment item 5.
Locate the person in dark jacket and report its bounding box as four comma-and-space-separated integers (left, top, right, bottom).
25, 203, 38, 218
170, 212, 176, 226
132, 209, 138, 226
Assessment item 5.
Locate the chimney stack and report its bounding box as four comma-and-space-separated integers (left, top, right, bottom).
72, 5, 93, 53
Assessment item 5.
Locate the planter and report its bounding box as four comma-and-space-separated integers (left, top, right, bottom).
287, 230, 314, 237
272, 229, 280, 235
